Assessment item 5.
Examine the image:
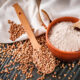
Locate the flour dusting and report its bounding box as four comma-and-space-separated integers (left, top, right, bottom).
49, 22, 80, 52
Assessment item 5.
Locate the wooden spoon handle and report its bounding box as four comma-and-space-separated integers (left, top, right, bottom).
13, 3, 41, 49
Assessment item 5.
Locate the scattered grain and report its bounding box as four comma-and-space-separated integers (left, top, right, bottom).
64, 74, 67, 77
78, 60, 80, 65
58, 76, 61, 79
0, 21, 60, 79
68, 64, 71, 67
69, 67, 72, 70
37, 74, 45, 80
37, 70, 43, 75
54, 72, 56, 75
61, 63, 65, 69
70, 75, 72, 78
14, 73, 18, 80
73, 72, 76, 74
72, 63, 75, 68
68, 77, 71, 80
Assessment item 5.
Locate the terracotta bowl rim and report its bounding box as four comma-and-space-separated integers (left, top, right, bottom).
46, 16, 80, 54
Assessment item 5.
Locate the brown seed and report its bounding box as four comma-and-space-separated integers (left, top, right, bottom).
78, 60, 80, 65
52, 75, 55, 78
73, 72, 76, 74
58, 76, 61, 79
68, 77, 71, 80
54, 72, 56, 75
70, 75, 72, 78
64, 74, 67, 77
37, 74, 45, 80
72, 63, 75, 68
61, 64, 65, 69
4, 68, 9, 73
69, 67, 72, 70
68, 64, 71, 67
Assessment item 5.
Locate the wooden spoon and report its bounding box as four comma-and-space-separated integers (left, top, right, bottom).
13, 3, 56, 74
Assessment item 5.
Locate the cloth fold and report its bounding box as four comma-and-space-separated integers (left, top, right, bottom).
0, 0, 80, 43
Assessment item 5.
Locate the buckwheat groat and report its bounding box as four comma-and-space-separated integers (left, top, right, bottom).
33, 46, 56, 74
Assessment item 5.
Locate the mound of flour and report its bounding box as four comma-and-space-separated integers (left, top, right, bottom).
49, 22, 80, 52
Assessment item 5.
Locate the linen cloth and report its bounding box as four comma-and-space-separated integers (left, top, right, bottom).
0, 0, 80, 43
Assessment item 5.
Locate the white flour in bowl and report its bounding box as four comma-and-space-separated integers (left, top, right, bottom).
49, 22, 80, 52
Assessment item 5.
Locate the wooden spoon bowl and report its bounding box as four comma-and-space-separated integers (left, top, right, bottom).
46, 17, 80, 61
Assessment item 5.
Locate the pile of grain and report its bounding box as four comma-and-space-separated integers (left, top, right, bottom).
49, 22, 80, 52
33, 46, 56, 74
8, 20, 25, 41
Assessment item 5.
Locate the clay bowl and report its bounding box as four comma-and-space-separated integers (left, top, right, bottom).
46, 17, 80, 61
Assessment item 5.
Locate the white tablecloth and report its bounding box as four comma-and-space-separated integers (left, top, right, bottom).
0, 0, 80, 43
